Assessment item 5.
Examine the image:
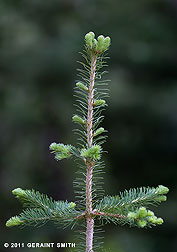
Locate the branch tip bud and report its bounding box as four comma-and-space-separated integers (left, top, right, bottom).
85, 32, 95, 48
94, 99, 106, 106
84, 31, 111, 54
103, 36, 111, 50
137, 220, 147, 228
94, 127, 105, 137
12, 188, 25, 197
156, 185, 169, 195
6, 216, 23, 227
127, 212, 137, 219
81, 145, 102, 160
156, 195, 167, 202
68, 202, 76, 208
155, 217, 164, 225
96, 35, 105, 52
49, 143, 73, 160
72, 115, 85, 124
76, 82, 88, 91
147, 210, 154, 217
137, 207, 147, 218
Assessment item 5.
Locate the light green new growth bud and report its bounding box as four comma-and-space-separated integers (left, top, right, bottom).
89, 32, 95, 40
137, 207, 148, 218
127, 212, 137, 219
81, 145, 102, 160
72, 115, 85, 124
49, 142, 58, 151
85, 33, 93, 48
85, 32, 111, 54
137, 220, 147, 228
12, 188, 26, 197
49, 143, 72, 160
68, 202, 76, 208
94, 99, 106, 106
156, 185, 169, 195
76, 82, 88, 91
103, 36, 111, 51
85, 32, 95, 49
49, 143, 69, 152
127, 207, 164, 227
96, 35, 105, 52
147, 210, 154, 217
155, 218, 164, 225
6, 216, 23, 227
94, 127, 105, 137
93, 39, 97, 48
148, 216, 158, 224
156, 195, 167, 202
148, 216, 155, 223
85, 33, 91, 40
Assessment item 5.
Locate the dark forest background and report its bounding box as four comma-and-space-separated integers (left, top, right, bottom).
0, 0, 177, 251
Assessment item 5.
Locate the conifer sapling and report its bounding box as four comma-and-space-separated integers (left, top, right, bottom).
6, 31, 169, 252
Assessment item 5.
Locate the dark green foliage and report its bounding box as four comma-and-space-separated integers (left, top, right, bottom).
7, 188, 80, 228
95, 186, 168, 213
12, 188, 76, 211
94, 185, 168, 228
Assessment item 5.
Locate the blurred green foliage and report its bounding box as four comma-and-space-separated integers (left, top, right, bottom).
1, 0, 177, 251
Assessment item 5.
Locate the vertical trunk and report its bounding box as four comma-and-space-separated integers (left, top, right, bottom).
85, 55, 97, 252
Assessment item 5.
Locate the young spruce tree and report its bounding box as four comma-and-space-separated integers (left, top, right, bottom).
6, 32, 169, 252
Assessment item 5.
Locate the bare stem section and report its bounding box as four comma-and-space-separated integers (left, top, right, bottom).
87, 55, 97, 148
85, 55, 97, 252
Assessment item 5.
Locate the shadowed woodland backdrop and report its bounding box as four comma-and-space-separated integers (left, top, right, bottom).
1, 0, 177, 251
